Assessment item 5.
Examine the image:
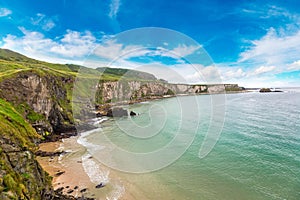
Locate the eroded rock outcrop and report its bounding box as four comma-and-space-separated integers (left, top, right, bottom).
0, 70, 76, 137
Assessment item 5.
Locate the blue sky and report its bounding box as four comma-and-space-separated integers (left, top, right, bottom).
0, 0, 300, 87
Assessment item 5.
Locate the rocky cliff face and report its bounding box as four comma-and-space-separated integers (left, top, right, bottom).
0, 98, 54, 199
0, 70, 75, 137
96, 81, 240, 103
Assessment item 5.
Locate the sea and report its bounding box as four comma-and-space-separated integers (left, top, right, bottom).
74, 89, 300, 200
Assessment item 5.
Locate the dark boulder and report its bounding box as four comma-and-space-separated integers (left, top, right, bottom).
35, 150, 66, 157
107, 107, 128, 117
130, 111, 137, 116
95, 182, 105, 189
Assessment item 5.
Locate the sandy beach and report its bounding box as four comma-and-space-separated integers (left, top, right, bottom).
37, 134, 150, 200
37, 137, 96, 198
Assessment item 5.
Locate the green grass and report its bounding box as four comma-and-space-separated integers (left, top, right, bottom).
0, 48, 159, 82
0, 98, 41, 149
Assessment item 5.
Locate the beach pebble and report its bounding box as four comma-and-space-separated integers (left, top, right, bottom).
66, 189, 74, 194
55, 187, 64, 193
54, 171, 65, 177
80, 188, 87, 193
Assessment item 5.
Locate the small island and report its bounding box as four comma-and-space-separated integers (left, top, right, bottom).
259, 88, 283, 93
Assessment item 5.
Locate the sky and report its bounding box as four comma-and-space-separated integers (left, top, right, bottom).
0, 0, 300, 87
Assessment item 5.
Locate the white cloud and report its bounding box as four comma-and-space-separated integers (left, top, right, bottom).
287, 60, 300, 71
51, 30, 96, 57
93, 39, 200, 63
1, 28, 97, 61
236, 25, 300, 87
0, 8, 12, 17
0, 27, 202, 75
216, 65, 279, 86
93, 39, 146, 60
251, 65, 276, 76
239, 28, 300, 66
171, 44, 200, 57
178, 65, 222, 84
221, 67, 246, 80
108, 0, 121, 19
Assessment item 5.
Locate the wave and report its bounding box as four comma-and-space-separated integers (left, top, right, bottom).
77, 127, 125, 200
90, 117, 109, 126
81, 153, 110, 184
77, 128, 105, 155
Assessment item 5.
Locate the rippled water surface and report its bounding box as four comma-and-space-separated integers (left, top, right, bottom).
80, 89, 300, 200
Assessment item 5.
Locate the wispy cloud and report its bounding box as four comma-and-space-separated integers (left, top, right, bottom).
167, 44, 200, 58
30, 13, 56, 31
0, 8, 12, 17
261, 5, 300, 22
108, 0, 121, 19
240, 4, 300, 22
251, 65, 276, 76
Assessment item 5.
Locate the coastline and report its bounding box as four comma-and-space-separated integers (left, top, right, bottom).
37, 90, 250, 200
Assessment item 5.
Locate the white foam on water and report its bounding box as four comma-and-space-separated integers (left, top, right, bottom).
81, 153, 110, 184
91, 117, 109, 126
77, 128, 110, 182
77, 128, 105, 151
77, 126, 125, 200
106, 183, 125, 200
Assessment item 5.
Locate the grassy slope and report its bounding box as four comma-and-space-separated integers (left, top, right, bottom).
0, 48, 158, 82
0, 98, 41, 149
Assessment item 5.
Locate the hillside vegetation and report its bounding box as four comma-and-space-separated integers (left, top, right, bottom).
0, 98, 53, 199
0, 48, 158, 82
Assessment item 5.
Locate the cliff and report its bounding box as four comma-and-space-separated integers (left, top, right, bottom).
0, 98, 53, 199
96, 81, 241, 104
0, 70, 75, 137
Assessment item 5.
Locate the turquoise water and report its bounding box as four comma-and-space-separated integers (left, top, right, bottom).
81, 90, 300, 200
